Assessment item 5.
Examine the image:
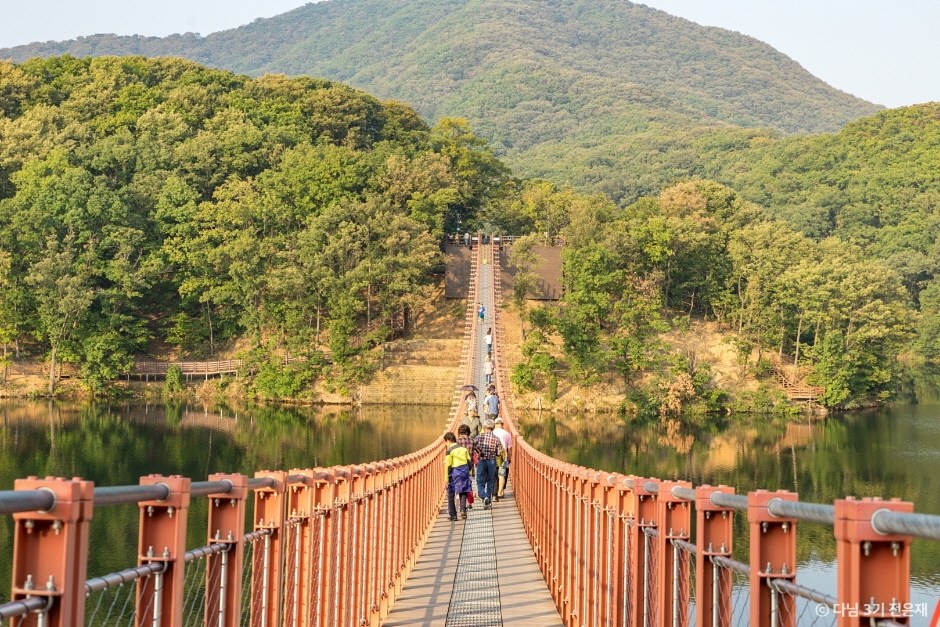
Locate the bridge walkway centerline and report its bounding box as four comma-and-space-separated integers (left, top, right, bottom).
383, 244, 563, 626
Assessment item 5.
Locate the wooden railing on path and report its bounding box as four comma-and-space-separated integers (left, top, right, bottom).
771, 363, 825, 401
129, 360, 243, 379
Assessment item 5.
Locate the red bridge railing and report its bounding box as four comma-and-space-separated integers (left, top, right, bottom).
487, 238, 940, 627
0, 456, 447, 627
0, 237, 487, 627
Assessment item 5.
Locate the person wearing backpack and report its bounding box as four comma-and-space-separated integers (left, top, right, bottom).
443, 432, 472, 520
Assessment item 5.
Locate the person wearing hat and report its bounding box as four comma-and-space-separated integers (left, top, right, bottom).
472, 419, 504, 509
492, 418, 512, 500
461, 391, 481, 437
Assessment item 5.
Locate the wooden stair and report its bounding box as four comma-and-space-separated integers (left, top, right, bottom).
771, 364, 825, 402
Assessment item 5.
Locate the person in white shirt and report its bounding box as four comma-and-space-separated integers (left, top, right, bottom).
483, 355, 494, 385
492, 417, 512, 500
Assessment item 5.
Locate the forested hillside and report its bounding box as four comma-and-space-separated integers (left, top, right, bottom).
1, 0, 880, 203
504, 180, 914, 411
0, 56, 507, 395
1, 55, 934, 409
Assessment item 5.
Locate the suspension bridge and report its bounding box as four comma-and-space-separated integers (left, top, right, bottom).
1, 238, 939, 627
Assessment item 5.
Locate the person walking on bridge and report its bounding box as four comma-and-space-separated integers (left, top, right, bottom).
483, 355, 494, 385
443, 432, 472, 521
483, 388, 499, 423
461, 391, 481, 437
493, 418, 512, 501
457, 424, 476, 509
473, 419, 504, 509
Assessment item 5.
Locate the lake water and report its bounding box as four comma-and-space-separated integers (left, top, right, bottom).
0, 400, 449, 602
0, 397, 937, 623
516, 402, 940, 625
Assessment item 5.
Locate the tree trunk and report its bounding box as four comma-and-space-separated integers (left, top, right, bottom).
206, 300, 214, 356
2, 343, 7, 381
793, 313, 804, 378
315, 298, 321, 349
49, 344, 58, 396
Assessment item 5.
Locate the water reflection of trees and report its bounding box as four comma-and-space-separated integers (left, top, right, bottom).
517, 408, 940, 583
0, 400, 448, 602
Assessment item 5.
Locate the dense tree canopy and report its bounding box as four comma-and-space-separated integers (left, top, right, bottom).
1, 0, 879, 208
0, 56, 507, 394
502, 180, 916, 409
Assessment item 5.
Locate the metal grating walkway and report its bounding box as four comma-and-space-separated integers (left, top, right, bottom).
444, 505, 502, 626
382, 245, 562, 627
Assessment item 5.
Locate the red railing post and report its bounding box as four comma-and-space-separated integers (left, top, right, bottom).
287, 469, 316, 627
10, 477, 94, 627
657, 480, 692, 627
561, 465, 578, 625
348, 465, 368, 627
310, 469, 337, 627
695, 485, 736, 627
333, 466, 353, 625
137, 474, 191, 627
548, 463, 564, 620
371, 462, 392, 623
575, 470, 599, 626
834, 497, 913, 626
602, 475, 634, 627
205, 473, 247, 627
748, 490, 798, 627
361, 464, 381, 627
252, 470, 287, 627
629, 477, 658, 627
591, 472, 617, 627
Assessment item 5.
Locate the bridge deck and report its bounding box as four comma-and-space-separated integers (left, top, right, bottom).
383, 245, 562, 627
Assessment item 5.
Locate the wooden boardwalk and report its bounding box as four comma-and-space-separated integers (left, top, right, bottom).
383, 245, 562, 627
445, 244, 474, 299
497, 243, 563, 300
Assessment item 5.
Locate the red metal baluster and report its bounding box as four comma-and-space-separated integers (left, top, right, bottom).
136, 474, 190, 627
695, 485, 735, 627
748, 490, 798, 627
252, 471, 287, 627
205, 473, 247, 627
10, 476, 94, 627
835, 497, 913, 627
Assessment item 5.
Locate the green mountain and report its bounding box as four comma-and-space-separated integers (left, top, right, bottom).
709, 104, 940, 255
1, 0, 880, 202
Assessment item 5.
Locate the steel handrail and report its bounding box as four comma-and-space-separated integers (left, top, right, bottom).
184, 542, 230, 562
0, 475, 308, 514
871, 509, 940, 541
767, 578, 837, 608
709, 492, 748, 510
0, 597, 49, 620
767, 498, 835, 525
85, 562, 166, 594
709, 554, 750, 576
0, 490, 56, 515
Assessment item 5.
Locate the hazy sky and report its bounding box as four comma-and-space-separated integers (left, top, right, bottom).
1, 0, 937, 108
